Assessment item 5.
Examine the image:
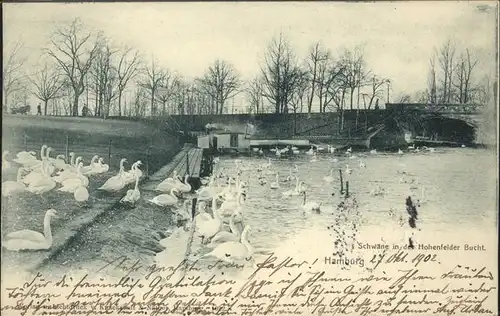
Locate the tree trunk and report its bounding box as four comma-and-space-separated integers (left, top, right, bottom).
350, 89, 354, 110
118, 92, 122, 116
44, 100, 48, 116
72, 94, 80, 117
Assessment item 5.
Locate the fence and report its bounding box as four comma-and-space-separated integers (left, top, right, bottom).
3, 128, 182, 177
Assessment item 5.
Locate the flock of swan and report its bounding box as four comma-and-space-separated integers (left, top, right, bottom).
1, 141, 437, 260
1, 145, 145, 251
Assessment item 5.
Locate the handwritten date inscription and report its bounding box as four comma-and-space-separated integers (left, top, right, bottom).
1, 252, 497, 316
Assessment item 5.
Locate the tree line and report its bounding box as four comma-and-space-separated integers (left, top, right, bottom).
2, 19, 492, 118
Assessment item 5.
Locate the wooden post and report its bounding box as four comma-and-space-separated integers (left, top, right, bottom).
146, 147, 150, 176
65, 134, 69, 160
108, 139, 112, 164
24, 133, 28, 151
339, 169, 344, 194
186, 153, 190, 175
345, 181, 349, 198
191, 198, 197, 220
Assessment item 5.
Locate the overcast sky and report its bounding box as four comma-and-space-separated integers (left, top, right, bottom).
3, 1, 498, 110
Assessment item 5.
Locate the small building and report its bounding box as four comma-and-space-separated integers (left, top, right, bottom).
197, 129, 251, 152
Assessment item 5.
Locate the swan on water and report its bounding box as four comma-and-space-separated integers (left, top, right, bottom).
207, 212, 241, 248
219, 190, 245, 214
270, 174, 280, 189
323, 169, 334, 183
120, 171, 141, 204
306, 146, 315, 156
359, 160, 366, 168
282, 177, 302, 197
370, 149, 377, 155
345, 147, 352, 155
149, 188, 180, 207
3, 209, 58, 251
301, 190, 321, 213
2, 167, 28, 197
310, 153, 318, 162
345, 164, 352, 175
196, 198, 224, 244
202, 225, 253, 264
194, 201, 212, 223
97, 158, 127, 192
284, 168, 294, 182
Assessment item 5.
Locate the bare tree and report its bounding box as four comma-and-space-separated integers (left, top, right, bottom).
90, 39, 118, 118
453, 48, 479, 104
364, 76, 389, 109
306, 42, 330, 113
30, 63, 64, 115
260, 33, 303, 114
340, 47, 368, 110
46, 19, 99, 116
116, 48, 141, 116
197, 59, 240, 115
428, 53, 437, 104
138, 58, 167, 117
246, 77, 265, 115
3, 40, 27, 112
437, 39, 456, 103
156, 71, 180, 115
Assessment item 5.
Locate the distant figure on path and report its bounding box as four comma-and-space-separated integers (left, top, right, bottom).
82, 105, 89, 117
37, 103, 42, 115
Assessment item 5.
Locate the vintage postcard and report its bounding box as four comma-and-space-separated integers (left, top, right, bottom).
1, 1, 498, 316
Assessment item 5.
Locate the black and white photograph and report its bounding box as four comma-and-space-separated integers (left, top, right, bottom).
1, 2, 498, 315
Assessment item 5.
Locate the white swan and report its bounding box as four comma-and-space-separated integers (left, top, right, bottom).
301, 191, 321, 213
94, 157, 109, 173
175, 174, 192, 193
282, 177, 302, 197
284, 168, 294, 182
74, 186, 90, 203
345, 164, 352, 175
207, 213, 241, 248
81, 155, 100, 175
149, 188, 180, 207
219, 190, 245, 214
270, 174, 280, 189
310, 153, 318, 162
97, 158, 127, 192
14, 145, 44, 167
345, 147, 352, 155
58, 163, 89, 192
202, 225, 253, 264
323, 169, 335, 183
370, 149, 377, 155
123, 161, 143, 185
359, 160, 366, 168
2, 167, 27, 197
26, 161, 56, 196
306, 146, 315, 156
53, 157, 83, 183
2, 151, 12, 171
120, 171, 141, 204
156, 170, 181, 192
194, 201, 212, 223
174, 200, 192, 223
3, 209, 58, 251
398, 148, 404, 155
196, 202, 223, 244
53, 155, 67, 171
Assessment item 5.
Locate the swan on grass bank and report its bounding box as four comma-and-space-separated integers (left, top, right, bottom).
97, 158, 127, 192
2, 167, 28, 197
149, 188, 180, 207
3, 209, 58, 251
120, 172, 141, 205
